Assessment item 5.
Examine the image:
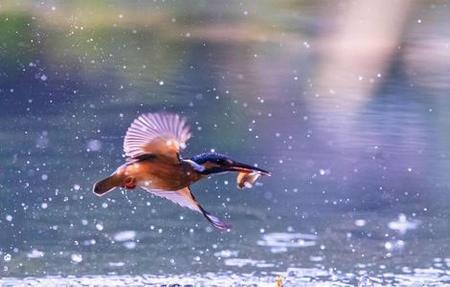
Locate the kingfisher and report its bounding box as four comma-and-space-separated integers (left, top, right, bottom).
93, 113, 270, 230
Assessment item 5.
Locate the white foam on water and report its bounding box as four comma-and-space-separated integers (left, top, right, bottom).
2, 270, 449, 287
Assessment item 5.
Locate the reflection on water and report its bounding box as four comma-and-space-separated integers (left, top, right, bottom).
1, 1, 450, 286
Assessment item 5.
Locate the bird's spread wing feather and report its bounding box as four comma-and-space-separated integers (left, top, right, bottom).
123, 113, 191, 160
141, 186, 231, 230
142, 187, 198, 211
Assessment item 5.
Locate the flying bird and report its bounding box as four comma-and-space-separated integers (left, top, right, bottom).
93, 113, 270, 230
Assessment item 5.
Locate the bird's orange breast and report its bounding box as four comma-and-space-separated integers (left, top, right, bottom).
118, 159, 202, 191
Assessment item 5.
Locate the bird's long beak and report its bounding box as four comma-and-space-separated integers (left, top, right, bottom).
227, 161, 271, 176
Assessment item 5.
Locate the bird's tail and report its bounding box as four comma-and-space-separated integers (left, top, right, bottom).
93, 174, 122, 196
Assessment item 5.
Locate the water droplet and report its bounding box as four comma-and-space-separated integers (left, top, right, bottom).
71, 253, 83, 263
4, 254, 11, 262
95, 223, 104, 231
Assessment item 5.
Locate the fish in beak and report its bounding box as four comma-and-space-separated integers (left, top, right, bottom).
223, 161, 270, 189
226, 161, 271, 176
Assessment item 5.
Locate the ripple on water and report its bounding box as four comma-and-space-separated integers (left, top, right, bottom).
224, 258, 273, 268
108, 261, 125, 268
26, 249, 45, 259
286, 267, 330, 278
213, 249, 239, 258
257, 232, 317, 253
113, 230, 137, 242
112, 230, 137, 249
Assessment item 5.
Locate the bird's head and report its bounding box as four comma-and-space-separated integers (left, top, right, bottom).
188, 152, 270, 175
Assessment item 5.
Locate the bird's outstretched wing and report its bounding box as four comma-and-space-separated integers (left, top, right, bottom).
123, 113, 191, 161
141, 186, 231, 230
